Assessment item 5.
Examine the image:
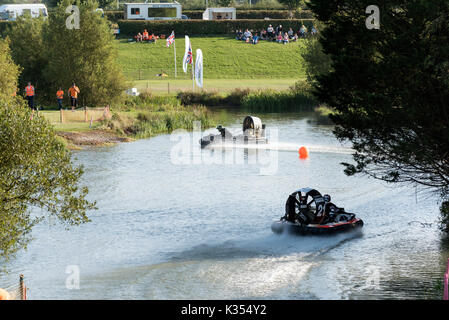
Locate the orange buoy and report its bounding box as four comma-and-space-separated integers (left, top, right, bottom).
298, 146, 309, 159
0, 288, 11, 300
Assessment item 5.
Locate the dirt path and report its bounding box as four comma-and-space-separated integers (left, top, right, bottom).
57, 130, 133, 148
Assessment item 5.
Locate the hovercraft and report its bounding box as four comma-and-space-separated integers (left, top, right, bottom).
200, 116, 268, 148
271, 188, 364, 235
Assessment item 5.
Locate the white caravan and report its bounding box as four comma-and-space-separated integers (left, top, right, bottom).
0, 4, 48, 21
202, 7, 236, 20
124, 2, 182, 20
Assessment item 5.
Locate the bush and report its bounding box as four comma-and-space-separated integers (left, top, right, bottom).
177, 88, 251, 107
117, 19, 315, 36
241, 81, 317, 112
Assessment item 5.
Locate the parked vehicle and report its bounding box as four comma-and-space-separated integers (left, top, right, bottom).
0, 4, 48, 21
124, 2, 182, 20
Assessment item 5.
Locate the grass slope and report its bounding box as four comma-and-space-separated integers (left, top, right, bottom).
116, 36, 307, 81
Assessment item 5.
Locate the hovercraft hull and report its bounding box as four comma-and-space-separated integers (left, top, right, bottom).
271, 218, 364, 236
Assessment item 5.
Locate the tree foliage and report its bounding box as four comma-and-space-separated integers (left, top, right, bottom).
6, 16, 49, 94
278, 0, 305, 11
0, 37, 96, 262
5, 0, 127, 106
0, 100, 96, 261
43, 0, 127, 106
301, 23, 331, 87
0, 38, 20, 102
308, 1, 449, 197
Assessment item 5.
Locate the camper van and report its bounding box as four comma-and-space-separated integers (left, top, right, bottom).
0, 4, 48, 21
124, 2, 182, 20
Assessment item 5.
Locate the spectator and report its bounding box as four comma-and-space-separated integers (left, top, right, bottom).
252, 32, 259, 44
267, 24, 274, 39
149, 33, 157, 43
136, 32, 143, 42
24, 82, 35, 116
260, 29, 267, 40
299, 24, 308, 38
283, 32, 289, 44
68, 82, 80, 112
143, 29, 149, 41
235, 29, 243, 40
276, 24, 283, 35
287, 27, 294, 39
311, 25, 318, 36
276, 32, 283, 43
56, 87, 64, 110
243, 29, 252, 41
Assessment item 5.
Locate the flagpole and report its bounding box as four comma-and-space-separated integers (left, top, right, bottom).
174, 38, 177, 78
192, 61, 195, 91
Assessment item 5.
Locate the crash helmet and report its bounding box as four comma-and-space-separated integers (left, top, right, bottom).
323, 194, 331, 202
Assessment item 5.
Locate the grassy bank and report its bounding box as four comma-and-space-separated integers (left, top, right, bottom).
41, 93, 215, 147
116, 36, 307, 81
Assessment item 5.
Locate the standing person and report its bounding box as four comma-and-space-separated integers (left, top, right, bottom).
24, 82, 35, 118
56, 87, 64, 109
68, 82, 80, 111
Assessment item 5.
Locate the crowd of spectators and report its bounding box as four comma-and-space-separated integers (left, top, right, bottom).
134, 29, 165, 43
235, 24, 318, 45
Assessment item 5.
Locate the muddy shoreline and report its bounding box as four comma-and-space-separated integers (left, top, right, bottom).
57, 130, 133, 149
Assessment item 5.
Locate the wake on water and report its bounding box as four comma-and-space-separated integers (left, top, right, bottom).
207, 141, 354, 155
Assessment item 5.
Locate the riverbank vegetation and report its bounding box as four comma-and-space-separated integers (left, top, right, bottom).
104, 92, 214, 139
309, 0, 449, 230
176, 80, 317, 112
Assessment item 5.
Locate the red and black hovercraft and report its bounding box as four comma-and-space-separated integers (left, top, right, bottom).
271, 188, 364, 235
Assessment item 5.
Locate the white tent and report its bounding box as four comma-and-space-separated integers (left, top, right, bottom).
202, 7, 236, 20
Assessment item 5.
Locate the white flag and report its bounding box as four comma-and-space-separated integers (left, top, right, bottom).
182, 36, 192, 73
195, 49, 203, 88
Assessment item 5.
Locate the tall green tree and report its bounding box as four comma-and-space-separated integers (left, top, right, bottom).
6, 16, 48, 96
301, 22, 331, 86
0, 38, 20, 102
308, 1, 449, 208
43, 0, 127, 106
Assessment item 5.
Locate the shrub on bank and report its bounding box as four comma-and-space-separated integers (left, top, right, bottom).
177, 88, 251, 107
241, 81, 318, 112
117, 19, 315, 37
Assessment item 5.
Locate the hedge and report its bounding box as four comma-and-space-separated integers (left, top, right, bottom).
184, 9, 315, 20
105, 9, 314, 22
117, 19, 315, 37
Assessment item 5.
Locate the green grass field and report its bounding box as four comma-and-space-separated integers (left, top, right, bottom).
116, 36, 307, 89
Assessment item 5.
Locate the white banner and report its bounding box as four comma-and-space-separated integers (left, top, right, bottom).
182, 35, 192, 74
195, 49, 203, 88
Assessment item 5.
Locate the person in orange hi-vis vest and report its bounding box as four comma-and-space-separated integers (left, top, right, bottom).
24, 82, 35, 110
143, 29, 149, 41
56, 87, 64, 110
68, 82, 80, 111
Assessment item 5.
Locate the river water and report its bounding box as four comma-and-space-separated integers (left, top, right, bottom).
2, 110, 448, 299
